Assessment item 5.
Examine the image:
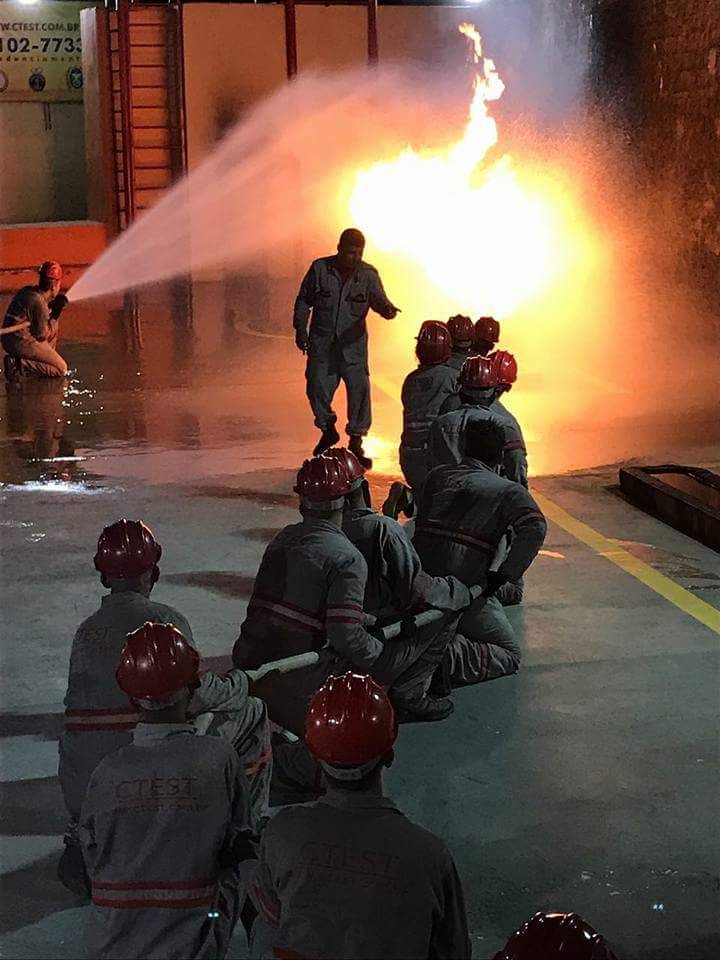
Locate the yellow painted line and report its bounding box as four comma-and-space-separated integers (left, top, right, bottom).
533, 490, 720, 636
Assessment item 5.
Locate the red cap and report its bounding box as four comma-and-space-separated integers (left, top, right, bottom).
116, 622, 200, 702
295, 455, 354, 504
416, 321, 452, 365
488, 349, 517, 386
39, 260, 63, 281
94, 519, 162, 579
447, 314, 474, 344
324, 447, 365, 486
305, 673, 397, 775
474, 315, 500, 345
492, 912, 618, 960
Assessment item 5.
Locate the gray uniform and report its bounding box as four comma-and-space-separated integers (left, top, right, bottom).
249, 787, 470, 960
342, 505, 469, 619
2, 285, 67, 376
60, 591, 269, 830
79, 724, 251, 960
399, 363, 459, 494
293, 256, 395, 437
447, 346, 472, 372
233, 516, 455, 736
415, 458, 547, 685
429, 402, 528, 486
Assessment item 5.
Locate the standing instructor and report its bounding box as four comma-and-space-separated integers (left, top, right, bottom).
293, 228, 399, 468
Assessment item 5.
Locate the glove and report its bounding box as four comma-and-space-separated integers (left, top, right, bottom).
295, 331, 308, 354
385, 304, 400, 320
49, 293, 69, 321
398, 615, 418, 639
483, 571, 509, 598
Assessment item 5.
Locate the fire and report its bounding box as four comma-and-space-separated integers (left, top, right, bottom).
348, 23, 557, 319
344, 23, 607, 476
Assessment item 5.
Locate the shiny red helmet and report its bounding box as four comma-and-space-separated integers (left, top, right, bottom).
39, 260, 63, 281
295, 454, 353, 507
94, 519, 162, 579
488, 349, 518, 387
305, 673, 398, 779
492, 912, 618, 960
447, 314, 474, 345
324, 447, 365, 488
116, 622, 200, 705
459, 355, 496, 391
474, 315, 500, 346
416, 321, 452, 365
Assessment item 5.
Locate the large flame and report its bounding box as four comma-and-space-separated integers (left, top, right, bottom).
345, 24, 607, 475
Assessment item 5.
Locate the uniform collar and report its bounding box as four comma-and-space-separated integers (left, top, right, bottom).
344, 506, 374, 520
133, 723, 195, 744
321, 785, 400, 812
101, 589, 146, 606
461, 456, 497, 473
301, 515, 343, 534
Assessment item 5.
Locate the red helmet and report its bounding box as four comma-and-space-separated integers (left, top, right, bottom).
94, 519, 162, 579
488, 349, 518, 387
459, 355, 496, 391
324, 447, 365, 487
116, 622, 200, 703
474, 315, 500, 345
305, 673, 397, 778
447, 314, 474, 344
416, 321, 452, 365
492, 912, 618, 960
39, 260, 63, 281
295, 454, 353, 505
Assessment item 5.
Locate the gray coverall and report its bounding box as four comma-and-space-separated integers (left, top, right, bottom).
447, 346, 473, 372
414, 458, 547, 686
79, 724, 251, 960
293, 256, 396, 437
233, 516, 455, 736
59, 591, 270, 831
429, 402, 528, 486
248, 787, 471, 960
342, 505, 469, 620
399, 363, 459, 495
2, 286, 67, 377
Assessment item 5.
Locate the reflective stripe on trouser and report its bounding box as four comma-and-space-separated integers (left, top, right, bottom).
370, 613, 460, 704
306, 348, 371, 436
446, 595, 520, 686
399, 444, 428, 495
200, 705, 272, 829
6, 332, 67, 376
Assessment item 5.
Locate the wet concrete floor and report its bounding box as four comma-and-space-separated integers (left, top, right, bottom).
0, 284, 718, 959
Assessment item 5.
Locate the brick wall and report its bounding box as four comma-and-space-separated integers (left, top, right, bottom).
590, 0, 720, 299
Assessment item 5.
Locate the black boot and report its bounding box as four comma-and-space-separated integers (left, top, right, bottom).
313, 422, 340, 456
348, 435, 372, 469
393, 696, 454, 724
382, 481, 415, 519
429, 657, 452, 698
3, 355, 21, 383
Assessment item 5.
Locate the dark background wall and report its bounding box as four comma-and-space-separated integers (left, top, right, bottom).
588, 0, 720, 300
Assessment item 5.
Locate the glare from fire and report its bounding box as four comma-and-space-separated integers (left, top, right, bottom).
345, 23, 607, 476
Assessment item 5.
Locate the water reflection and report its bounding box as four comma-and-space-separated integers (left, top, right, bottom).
0, 280, 302, 488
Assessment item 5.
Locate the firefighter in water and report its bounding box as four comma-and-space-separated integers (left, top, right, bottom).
293, 228, 400, 469
2, 260, 70, 381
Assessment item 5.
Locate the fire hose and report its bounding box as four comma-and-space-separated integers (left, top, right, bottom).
244, 583, 486, 680
0, 320, 30, 336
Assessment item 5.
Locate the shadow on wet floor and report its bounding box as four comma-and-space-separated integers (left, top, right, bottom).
0, 851, 82, 935
0, 777, 67, 837
162, 571, 255, 598
0, 714, 62, 740
183, 485, 296, 508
